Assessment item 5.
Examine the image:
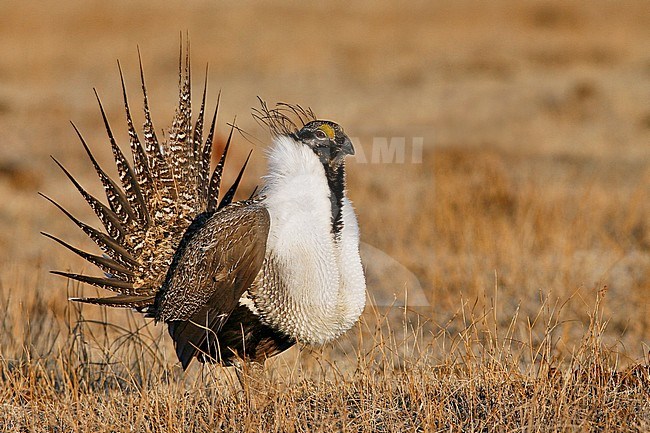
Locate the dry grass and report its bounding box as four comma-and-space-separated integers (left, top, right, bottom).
1, 280, 649, 431
1, 0, 650, 431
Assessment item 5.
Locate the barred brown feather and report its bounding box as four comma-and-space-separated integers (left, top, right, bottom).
45, 46, 248, 307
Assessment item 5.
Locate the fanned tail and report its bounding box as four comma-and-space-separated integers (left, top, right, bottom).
45, 44, 251, 309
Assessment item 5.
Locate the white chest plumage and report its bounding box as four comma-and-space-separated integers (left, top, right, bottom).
251, 135, 366, 344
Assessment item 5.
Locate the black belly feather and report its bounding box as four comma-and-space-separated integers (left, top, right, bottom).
168, 305, 294, 368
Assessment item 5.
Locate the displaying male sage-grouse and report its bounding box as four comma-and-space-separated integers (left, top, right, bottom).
43, 50, 366, 369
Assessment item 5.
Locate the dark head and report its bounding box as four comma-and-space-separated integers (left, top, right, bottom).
293, 120, 354, 169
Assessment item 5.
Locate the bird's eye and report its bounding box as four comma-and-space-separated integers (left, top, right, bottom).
314, 130, 328, 140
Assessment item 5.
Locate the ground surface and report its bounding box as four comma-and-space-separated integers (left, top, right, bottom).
0, 1, 649, 431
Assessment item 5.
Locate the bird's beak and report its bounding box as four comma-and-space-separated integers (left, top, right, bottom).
331, 135, 355, 168
341, 135, 355, 156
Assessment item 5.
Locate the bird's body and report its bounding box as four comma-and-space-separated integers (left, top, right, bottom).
253, 135, 366, 345
44, 50, 366, 368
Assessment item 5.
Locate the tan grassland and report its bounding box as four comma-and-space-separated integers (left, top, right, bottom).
0, 1, 649, 431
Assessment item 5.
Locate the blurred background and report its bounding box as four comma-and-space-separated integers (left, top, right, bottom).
0, 1, 648, 362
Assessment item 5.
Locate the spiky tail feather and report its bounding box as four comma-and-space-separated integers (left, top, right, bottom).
44, 43, 251, 309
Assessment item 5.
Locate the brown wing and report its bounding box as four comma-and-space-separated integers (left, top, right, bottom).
153, 202, 269, 368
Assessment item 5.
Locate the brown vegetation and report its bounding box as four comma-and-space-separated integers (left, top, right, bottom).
0, 1, 649, 431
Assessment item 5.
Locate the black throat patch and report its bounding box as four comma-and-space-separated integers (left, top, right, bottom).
322, 162, 346, 239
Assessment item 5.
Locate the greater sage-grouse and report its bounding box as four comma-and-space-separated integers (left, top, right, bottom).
43, 50, 366, 369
